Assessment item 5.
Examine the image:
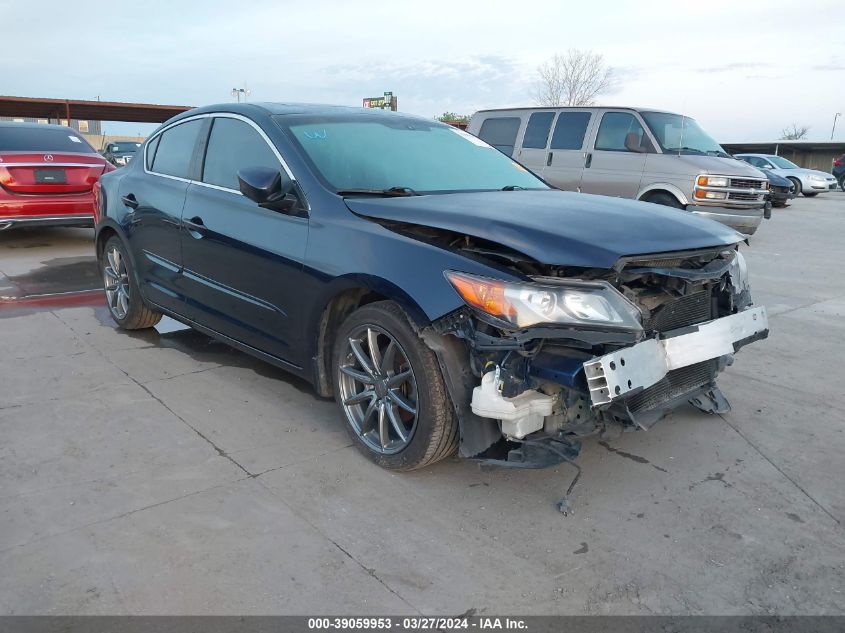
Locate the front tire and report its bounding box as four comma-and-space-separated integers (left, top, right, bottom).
100, 236, 162, 330
803, 192, 818, 197
644, 192, 684, 209
788, 177, 802, 197
332, 301, 458, 471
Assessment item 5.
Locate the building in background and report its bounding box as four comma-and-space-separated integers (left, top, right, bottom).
721, 140, 845, 172
0, 115, 102, 135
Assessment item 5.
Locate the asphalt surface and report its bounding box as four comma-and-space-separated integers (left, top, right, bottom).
1, 195, 844, 615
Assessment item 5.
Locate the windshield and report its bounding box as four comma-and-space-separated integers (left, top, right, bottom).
0, 126, 95, 153
110, 142, 140, 154
767, 155, 800, 169
640, 111, 726, 156
279, 115, 547, 194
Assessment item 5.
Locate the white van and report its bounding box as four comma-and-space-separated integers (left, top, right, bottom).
467, 107, 769, 234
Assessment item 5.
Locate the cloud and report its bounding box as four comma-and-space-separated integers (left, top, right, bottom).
695, 62, 771, 74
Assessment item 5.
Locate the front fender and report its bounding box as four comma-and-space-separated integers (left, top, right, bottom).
637, 182, 690, 206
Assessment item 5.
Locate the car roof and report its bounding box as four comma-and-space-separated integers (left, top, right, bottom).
168, 102, 436, 124
472, 106, 680, 116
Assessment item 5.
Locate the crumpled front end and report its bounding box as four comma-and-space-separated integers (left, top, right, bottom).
427, 245, 768, 467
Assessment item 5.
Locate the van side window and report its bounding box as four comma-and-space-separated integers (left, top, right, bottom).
549, 112, 591, 150
522, 112, 555, 149
477, 117, 521, 156
594, 112, 648, 152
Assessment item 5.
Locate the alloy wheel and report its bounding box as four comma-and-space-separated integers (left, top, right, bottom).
103, 246, 130, 320
337, 325, 419, 454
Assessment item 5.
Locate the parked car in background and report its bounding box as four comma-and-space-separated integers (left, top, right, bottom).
468, 107, 770, 235
95, 103, 768, 474
833, 154, 844, 190
102, 141, 142, 167
735, 153, 838, 197
0, 122, 114, 230
761, 169, 794, 208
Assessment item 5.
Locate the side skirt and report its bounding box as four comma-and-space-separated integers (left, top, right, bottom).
147, 299, 310, 383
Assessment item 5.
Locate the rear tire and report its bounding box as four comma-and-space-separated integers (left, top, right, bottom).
788, 178, 802, 196
100, 236, 162, 330
644, 192, 684, 209
332, 301, 458, 471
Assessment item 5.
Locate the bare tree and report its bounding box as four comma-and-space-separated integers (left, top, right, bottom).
535, 49, 614, 107
780, 123, 810, 140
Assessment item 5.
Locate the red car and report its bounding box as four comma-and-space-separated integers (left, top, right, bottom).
0, 122, 115, 230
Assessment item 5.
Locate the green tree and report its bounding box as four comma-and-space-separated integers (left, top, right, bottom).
435, 112, 470, 124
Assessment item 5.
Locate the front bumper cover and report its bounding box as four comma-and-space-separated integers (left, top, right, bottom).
686, 204, 764, 235
584, 306, 768, 407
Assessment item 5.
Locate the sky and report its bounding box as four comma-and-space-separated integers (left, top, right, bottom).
2, 0, 843, 141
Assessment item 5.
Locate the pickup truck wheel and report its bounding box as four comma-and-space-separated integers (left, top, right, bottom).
788, 178, 802, 196
100, 236, 162, 330
644, 192, 683, 209
333, 301, 458, 471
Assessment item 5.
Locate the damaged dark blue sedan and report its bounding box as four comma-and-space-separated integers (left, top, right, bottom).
94, 103, 769, 472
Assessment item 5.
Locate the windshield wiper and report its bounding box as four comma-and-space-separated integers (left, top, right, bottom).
336, 186, 420, 197
665, 146, 706, 155
501, 185, 526, 191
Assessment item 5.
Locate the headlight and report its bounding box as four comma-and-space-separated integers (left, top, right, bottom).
728, 250, 750, 294
697, 175, 729, 187
445, 271, 642, 330
695, 190, 727, 200
809, 175, 825, 182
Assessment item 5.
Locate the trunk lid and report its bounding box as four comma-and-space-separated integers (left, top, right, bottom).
0, 152, 107, 195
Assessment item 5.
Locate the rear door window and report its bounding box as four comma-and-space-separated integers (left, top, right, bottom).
549, 112, 592, 150
477, 117, 521, 156
522, 112, 555, 149
150, 119, 203, 179
594, 112, 648, 152
202, 117, 280, 191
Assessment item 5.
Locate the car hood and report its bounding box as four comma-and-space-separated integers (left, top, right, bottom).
761, 169, 792, 187
775, 167, 834, 178
345, 190, 744, 269
672, 154, 766, 178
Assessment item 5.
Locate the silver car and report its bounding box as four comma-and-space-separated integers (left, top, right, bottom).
468, 107, 770, 235
735, 154, 838, 197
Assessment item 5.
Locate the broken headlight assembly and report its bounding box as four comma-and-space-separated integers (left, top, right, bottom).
445, 271, 643, 331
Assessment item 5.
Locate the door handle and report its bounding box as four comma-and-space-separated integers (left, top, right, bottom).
584, 152, 593, 168
121, 194, 139, 210
546, 152, 553, 167
183, 216, 206, 238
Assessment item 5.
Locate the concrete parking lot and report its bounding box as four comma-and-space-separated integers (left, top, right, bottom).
1, 195, 844, 615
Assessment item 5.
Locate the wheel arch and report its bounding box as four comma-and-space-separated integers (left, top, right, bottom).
637, 183, 689, 206
308, 276, 430, 398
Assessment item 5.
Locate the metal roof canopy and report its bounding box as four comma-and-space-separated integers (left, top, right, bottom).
721, 140, 845, 154
0, 95, 193, 124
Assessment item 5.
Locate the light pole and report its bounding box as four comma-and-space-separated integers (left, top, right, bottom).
230, 86, 251, 103
832, 112, 841, 140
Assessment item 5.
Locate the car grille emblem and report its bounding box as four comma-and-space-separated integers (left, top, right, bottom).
44, 154, 54, 162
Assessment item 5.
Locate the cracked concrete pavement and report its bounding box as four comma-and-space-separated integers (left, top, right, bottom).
1, 197, 844, 615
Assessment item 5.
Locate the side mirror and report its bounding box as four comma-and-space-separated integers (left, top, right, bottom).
237, 166, 297, 211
